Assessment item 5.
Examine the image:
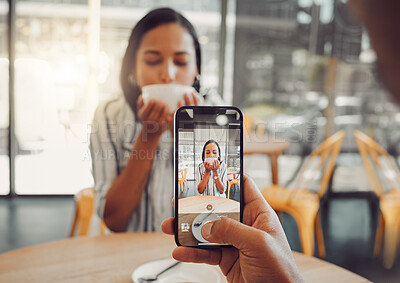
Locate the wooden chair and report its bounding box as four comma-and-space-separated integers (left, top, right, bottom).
243, 115, 265, 135
354, 130, 400, 269
243, 115, 253, 134
227, 170, 240, 199
261, 130, 345, 257
69, 188, 107, 237
178, 168, 189, 193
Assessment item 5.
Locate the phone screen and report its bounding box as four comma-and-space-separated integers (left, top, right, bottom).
174, 106, 243, 247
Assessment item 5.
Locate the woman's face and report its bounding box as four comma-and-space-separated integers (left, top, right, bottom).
204, 143, 219, 159
133, 23, 198, 88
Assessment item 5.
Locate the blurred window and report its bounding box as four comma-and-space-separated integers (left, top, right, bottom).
7, 0, 391, 195
12, 0, 227, 194
0, 0, 9, 195
234, 0, 393, 155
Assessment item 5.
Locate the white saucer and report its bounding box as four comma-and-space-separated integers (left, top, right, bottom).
191, 213, 220, 243
131, 258, 227, 283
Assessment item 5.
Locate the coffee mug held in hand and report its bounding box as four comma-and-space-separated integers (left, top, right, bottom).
204, 157, 217, 165
142, 84, 203, 113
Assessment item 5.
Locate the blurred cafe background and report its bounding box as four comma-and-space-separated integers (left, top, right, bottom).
1, 0, 399, 282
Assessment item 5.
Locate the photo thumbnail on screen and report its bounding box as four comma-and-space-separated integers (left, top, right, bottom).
175, 107, 243, 246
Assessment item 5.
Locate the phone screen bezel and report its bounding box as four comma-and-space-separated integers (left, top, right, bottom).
174, 106, 244, 248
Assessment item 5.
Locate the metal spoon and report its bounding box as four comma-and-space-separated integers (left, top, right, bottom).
193, 209, 215, 227
137, 261, 180, 283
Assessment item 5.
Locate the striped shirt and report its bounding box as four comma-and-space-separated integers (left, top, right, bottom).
90, 96, 174, 232
91, 91, 224, 232
196, 161, 227, 197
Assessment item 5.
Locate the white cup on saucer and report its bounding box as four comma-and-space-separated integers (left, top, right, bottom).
142, 84, 203, 113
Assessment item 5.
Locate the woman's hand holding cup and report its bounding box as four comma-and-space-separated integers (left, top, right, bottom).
177, 92, 200, 108
137, 95, 170, 140
204, 160, 214, 173
212, 159, 220, 173
167, 92, 201, 134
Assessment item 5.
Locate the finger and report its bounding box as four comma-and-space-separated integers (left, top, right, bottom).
148, 101, 164, 121
219, 248, 239, 276
201, 217, 265, 252
190, 93, 196, 105
243, 175, 269, 206
192, 93, 199, 106
137, 99, 147, 118
137, 95, 144, 110
178, 100, 184, 108
163, 105, 171, 118
166, 115, 174, 133
140, 99, 156, 119
184, 93, 194, 106
214, 160, 219, 169
159, 106, 171, 133
156, 104, 169, 122
184, 93, 190, 105
243, 176, 282, 234
152, 103, 169, 125
172, 247, 222, 265
157, 103, 167, 119
243, 175, 276, 218
161, 217, 174, 235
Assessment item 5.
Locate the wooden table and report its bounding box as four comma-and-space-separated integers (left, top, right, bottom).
244, 134, 290, 185
179, 195, 240, 214
178, 196, 240, 246
0, 233, 370, 283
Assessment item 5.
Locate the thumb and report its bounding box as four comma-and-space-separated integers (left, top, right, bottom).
201, 217, 261, 250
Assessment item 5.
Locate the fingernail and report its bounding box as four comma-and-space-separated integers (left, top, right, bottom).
202, 222, 214, 239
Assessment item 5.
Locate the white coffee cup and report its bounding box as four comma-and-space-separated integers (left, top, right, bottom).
204, 157, 217, 165
142, 84, 203, 113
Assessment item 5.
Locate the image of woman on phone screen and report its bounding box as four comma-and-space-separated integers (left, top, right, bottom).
196, 139, 227, 197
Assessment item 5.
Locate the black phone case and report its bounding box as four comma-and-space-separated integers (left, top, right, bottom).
173, 106, 244, 248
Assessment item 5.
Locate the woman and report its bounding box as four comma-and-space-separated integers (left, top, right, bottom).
91, 8, 221, 232
196, 139, 227, 197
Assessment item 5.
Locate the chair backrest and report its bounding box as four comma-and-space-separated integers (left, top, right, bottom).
354, 130, 400, 197
291, 130, 345, 198
70, 187, 107, 237
179, 168, 187, 180
243, 115, 253, 134
227, 167, 239, 180
243, 115, 265, 135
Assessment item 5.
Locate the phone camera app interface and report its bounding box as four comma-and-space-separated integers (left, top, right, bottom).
176, 108, 242, 246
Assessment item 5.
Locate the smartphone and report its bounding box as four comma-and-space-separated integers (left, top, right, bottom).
174, 106, 243, 247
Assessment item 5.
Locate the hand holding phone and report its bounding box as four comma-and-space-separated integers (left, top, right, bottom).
161, 176, 304, 282
174, 106, 243, 247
